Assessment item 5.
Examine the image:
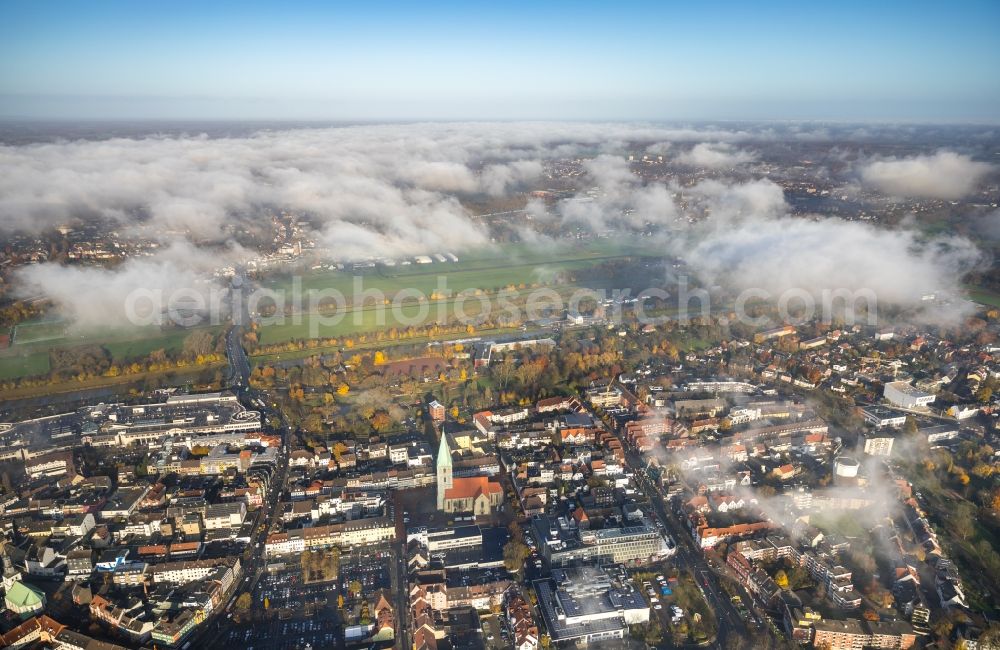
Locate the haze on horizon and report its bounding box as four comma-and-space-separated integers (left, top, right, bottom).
1, 0, 999, 123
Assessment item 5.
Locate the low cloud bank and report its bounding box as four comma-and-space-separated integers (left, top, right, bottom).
2, 123, 987, 329
859, 150, 993, 199
13, 241, 244, 329
675, 142, 758, 168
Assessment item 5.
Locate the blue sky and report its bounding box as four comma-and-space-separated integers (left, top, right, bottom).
1, 0, 998, 122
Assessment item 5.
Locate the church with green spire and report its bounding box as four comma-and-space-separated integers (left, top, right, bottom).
436, 432, 453, 510
435, 432, 502, 515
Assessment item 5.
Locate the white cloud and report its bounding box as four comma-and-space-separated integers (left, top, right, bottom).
0, 123, 986, 330
675, 142, 758, 169
674, 179, 982, 324
13, 241, 239, 330
859, 150, 993, 199
0, 122, 780, 243
557, 155, 680, 229
480, 159, 543, 197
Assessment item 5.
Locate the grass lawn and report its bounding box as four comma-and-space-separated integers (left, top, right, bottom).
0, 351, 51, 381
255, 282, 601, 345
264, 240, 657, 301
269, 258, 616, 303
809, 511, 868, 538
0, 325, 223, 382
102, 328, 222, 360
966, 287, 1000, 309
674, 332, 715, 352
14, 316, 222, 354
261, 264, 616, 344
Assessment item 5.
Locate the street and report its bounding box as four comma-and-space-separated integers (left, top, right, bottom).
624, 447, 753, 649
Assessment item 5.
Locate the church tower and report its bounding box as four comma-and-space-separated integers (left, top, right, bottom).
436, 433, 453, 510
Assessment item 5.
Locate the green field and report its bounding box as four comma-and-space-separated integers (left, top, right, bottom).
966, 287, 1000, 309
12, 319, 200, 353
257, 282, 613, 344
265, 240, 657, 299
0, 324, 223, 382
11, 321, 221, 357
102, 329, 214, 360
0, 351, 51, 381
256, 240, 657, 344
809, 511, 868, 539
257, 297, 491, 344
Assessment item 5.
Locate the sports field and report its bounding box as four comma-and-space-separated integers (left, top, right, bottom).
11, 319, 70, 344
265, 240, 657, 298
257, 240, 657, 343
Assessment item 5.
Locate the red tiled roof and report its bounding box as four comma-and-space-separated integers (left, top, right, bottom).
444, 476, 501, 500
138, 544, 168, 555
0, 615, 65, 647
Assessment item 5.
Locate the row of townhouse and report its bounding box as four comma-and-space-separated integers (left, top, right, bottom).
150, 557, 242, 586
265, 517, 396, 556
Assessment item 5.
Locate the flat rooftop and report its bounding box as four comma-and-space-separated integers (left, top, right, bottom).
885, 381, 933, 398
533, 579, 627, 642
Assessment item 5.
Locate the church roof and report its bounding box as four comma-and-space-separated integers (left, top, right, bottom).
5, 581, 44, 608
444, 476, 501, 501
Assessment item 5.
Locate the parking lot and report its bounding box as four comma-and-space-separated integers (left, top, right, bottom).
217, 546, 398, 650
225, 616, 342, 650
257, 570, 335, 612
221, 569, 343, 650
339, 546, 393, 594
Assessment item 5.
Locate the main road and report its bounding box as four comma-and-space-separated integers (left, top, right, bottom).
225, 269, 253, 388
189, 274, 290, 647
226, 325, 252, 388
187, 395, 290, 647
623, 447, 753, 649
